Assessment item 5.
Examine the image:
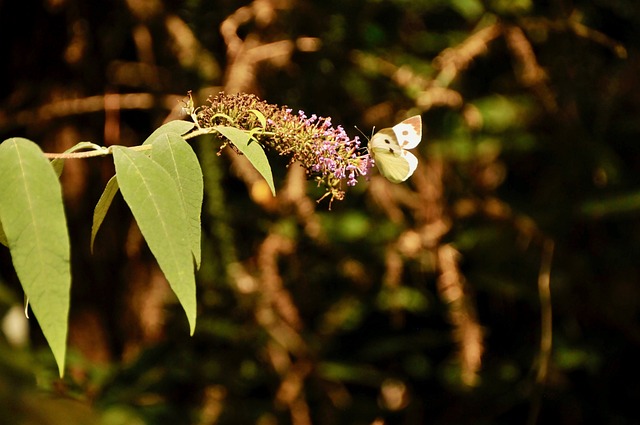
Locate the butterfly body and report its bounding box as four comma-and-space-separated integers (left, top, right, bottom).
368, 115, 422, 183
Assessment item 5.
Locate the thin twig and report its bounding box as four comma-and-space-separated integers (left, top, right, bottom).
42, 144, 152, 159
528, 238, 555, 425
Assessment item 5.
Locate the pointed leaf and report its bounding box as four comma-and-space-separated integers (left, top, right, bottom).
91, 175, 120, 252
143, 120, 195, 145
0, 219, 7, 247
50, 141, 105, 177
51, 159, 64, 178
215, 126, 276, 196
112, 146, 196, 334
150, 132, 203, 269
0, 138, 70, 376
249, 109, 267, 128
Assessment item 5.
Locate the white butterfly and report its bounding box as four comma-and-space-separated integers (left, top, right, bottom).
368, 115, 422, 183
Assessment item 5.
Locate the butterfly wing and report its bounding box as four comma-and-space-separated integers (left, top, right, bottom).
368, 117, 422, 183
369, 128, 403, 153
392, 115, 422, 150
371, 147, 412, 183
403, 150, 418, 178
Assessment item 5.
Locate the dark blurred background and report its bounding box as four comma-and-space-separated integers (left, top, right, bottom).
1, 0, 640, 424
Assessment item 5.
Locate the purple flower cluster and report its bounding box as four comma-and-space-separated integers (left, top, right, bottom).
301, 111, 371, 187
197, 92, 373, 202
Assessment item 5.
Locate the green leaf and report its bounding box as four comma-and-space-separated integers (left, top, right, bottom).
249, 109, 267, 128
149, 132, 203, 269
0, 138, 70, 377
0, 219, 7, 247
91, 175, 120, 253
50, 141, 105, 177
143, 120, 196, 145
51, 160, 64, 178
215, 126, 276, 196
112, 146, 197, 334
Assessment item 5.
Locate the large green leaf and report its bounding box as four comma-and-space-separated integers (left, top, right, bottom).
215, 126, 275, 196
0, 138, 70, 376
149, 132, 203, 269
90, 175, 120, 252
112, 146, 197, 334
90, 122, 194, 252
143, 120, 195, 146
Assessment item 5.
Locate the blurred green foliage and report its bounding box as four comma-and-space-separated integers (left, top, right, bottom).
1, 0, 640, 424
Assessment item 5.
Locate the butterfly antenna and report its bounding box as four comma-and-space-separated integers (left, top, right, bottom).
354, 125, 370, 141
353, 125, 373, 155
